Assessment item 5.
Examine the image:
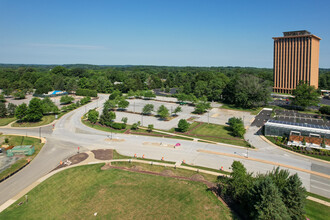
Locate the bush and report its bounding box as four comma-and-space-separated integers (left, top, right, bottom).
76, 89, 97, 97
80, 96, 91, 105
131, 123, 138, 130
228, 117, 245, 138
319, 105, 330, 115
110, 122, 126, 130
60, 95, 74, 104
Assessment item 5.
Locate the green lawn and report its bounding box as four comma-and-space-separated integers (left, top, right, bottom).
188, 123, 250, 147
12, 115, 55, 127
0, 164, 234, 219
0, 117, 16, 126
0, 135, 44, 180
305, 199, 330, 220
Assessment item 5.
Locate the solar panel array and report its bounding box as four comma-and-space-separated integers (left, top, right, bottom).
267, 120, 330, 131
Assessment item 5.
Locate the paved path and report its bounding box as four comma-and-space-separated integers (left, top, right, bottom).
0, 93, 329, 210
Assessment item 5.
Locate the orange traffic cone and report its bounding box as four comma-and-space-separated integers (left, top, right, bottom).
142, 154, 145, 159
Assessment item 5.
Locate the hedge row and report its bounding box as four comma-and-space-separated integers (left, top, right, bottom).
76, 89, 97, 97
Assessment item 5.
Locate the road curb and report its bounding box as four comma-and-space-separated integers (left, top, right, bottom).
260, 135, 330, 165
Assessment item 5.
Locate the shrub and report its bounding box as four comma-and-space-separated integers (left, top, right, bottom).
319, 105, 330, 115
111, 122, 126, 130
60, 95, 74, 104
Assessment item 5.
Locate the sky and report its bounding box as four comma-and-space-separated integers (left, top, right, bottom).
0, 0, 329, 68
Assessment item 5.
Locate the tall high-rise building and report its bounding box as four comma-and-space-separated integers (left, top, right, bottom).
273, 30, 321, 94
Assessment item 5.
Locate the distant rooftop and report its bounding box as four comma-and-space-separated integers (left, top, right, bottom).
283, 30, 311, 37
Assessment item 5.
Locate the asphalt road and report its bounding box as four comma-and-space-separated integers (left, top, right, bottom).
0, 94, 329, 207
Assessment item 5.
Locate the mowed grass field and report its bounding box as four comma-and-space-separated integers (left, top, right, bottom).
12, 115, 55, 127
0, 164, 233, 219
305, 200, 330, 220
0, 117, 16, 126
188, 123, 249, 147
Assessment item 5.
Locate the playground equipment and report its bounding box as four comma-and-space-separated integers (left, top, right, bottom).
6, 145, 35, 157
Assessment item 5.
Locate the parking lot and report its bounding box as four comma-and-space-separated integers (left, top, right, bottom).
274, 110, 330, 126
103, 97, 255, 130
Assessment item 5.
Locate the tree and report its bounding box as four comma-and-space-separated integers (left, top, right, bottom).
99, 108, 116, 126
222, 75, 271, 108
249, 176, 290, 220
228, 117, 246, 138
178, 119, 189, 132
64, 78, 78, 93
7, 103, 17, 116
13, 90, 26, 99
118, 99, 129, 110
194, 101, 211, 114
0, 102, 7, 117
109, 90, 122, 100
60, 95, 74, 104
127, 90, 135, 98
15, 103, 28, 121
41, 97, 59, 114
34, 77, 53, 95
0, 94, 5, 102
173, 106, 182, 116
121, 117, 128, 124
147, 124, 154, 132
25, 98, 43, 122
268, 168, 306, 219
292, 81, 320, 110
131, 123, 138, 130
157, 105, 169, 119
88, 109, 99, 124
143, 90, 156, 99
142, 104, 154, 115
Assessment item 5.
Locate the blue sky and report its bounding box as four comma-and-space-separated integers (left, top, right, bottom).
0, 0, 329, 67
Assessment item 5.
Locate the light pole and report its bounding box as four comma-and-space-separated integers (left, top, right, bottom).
208, 110, 210, 124
141, 114, 143, 126
39, 127, 41, 138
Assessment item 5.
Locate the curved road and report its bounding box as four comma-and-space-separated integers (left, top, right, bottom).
0, 94, 329, 207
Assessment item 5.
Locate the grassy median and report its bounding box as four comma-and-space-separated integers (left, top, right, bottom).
0, 117, 16, 126
12, 115, 55, 127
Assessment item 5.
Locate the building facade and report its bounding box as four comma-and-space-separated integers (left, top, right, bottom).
273, 30, 321, 94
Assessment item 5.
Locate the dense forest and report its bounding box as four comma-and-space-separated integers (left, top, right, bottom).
0, 64, 329, 104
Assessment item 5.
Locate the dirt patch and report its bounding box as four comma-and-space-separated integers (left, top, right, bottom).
92, 149, 113, 160
101, 163, 112, 170
191, 174, 205, 181
130, 165, 143, 171
69, 153, 88, 164
52, 153, 88, 171
161, 170, 174, 176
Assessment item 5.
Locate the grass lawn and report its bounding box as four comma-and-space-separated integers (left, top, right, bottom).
0, 117, 16, 126
12, 115, 55, 127
188, 123, 250, 147
0, 164, 234, 219
0, 135, 44, 180
181, 163, 230, 175
305, 199, 330, 220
